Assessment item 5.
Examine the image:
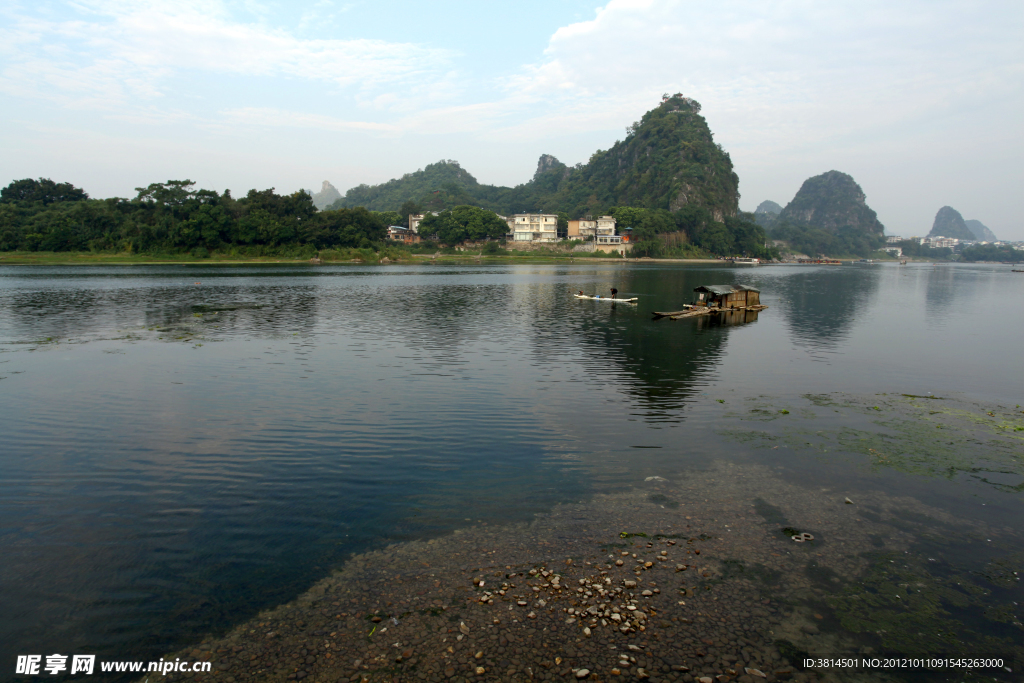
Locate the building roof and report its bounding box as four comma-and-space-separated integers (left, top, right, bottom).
694, 285, 737, 295
694, 284, 761, 295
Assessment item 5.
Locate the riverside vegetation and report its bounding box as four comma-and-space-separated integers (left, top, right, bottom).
4, 95, 1005, 263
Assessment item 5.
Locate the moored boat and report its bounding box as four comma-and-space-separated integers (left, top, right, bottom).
574, 294, 638, 303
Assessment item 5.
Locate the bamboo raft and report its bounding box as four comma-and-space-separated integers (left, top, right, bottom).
652, 304, 768, 320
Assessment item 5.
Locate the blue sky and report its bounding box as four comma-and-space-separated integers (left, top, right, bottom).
2, 0, 1022, 239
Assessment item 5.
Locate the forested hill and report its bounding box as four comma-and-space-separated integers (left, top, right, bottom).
332, 95, 740, 220
777, 171, 884, 235
768, 171, 887, 257
0, 96, 772, 259
337, 160, 488, 214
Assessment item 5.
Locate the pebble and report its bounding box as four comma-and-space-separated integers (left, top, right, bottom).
140, 467, 907, 683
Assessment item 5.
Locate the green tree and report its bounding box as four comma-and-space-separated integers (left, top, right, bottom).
398, 200, 422, 228
1, 178, 89, 204
375, 210, 403, 227
419, 206, 507, 245
134, 180, 196, 209
308, 207, 386, 248
557, 211, 569, 239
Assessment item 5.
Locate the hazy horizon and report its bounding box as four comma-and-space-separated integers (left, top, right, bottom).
3, 0, 1022, 240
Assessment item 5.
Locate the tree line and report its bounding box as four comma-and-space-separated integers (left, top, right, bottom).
0, 179, 387, 256
1, 177, 774, 259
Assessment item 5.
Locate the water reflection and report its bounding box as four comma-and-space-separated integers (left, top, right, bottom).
921, 263, 1007, 325
1, 263, 1021, 682
771, 266, 880, 358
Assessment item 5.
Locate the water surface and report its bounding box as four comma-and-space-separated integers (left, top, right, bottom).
1, 261, 1021, 676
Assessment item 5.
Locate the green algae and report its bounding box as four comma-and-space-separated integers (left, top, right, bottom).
825, 550, 1024, 660
721, 393, 1024, 491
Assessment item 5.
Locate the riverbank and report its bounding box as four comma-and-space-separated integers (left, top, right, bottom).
0, 252, 725, 266
0, 251, 962, 267
143, 455, 1018, 683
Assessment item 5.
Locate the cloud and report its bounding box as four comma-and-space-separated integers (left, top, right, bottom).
217, 107, 397, 133
0, 0, 456, 109
503, 0, 1024, 145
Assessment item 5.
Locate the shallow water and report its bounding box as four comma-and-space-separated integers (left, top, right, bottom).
0, 261, 1021, 679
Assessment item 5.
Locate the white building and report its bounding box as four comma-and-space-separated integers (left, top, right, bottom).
886, 235, 903, 244
408, 212, 439, 234
508, 213, 558, 243
567, 216, 616, 240
924, 237, 958, 249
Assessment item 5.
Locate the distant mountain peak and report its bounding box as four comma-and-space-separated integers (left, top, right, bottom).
331, 95, 738, 219
311, 181, 341, 210
928, 206, 974, 240
534, 154, 564, 179
778, 171, 884, 234
964, 218, 997, 241
755, 200, 782, 215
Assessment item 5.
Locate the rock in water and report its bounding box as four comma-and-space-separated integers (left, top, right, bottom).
927, 206, 975, 240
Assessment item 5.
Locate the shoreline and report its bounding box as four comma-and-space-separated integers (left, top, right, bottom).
141, 458, 1015, 683
0, 253, 952, 267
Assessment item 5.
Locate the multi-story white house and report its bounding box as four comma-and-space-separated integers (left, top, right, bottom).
408, 213, 439, 234
925, 237, 958, 249
567, 216, 617, 240
507, 214, 558, 243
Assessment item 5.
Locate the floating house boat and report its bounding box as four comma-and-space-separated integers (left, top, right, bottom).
652, 284, 768, 320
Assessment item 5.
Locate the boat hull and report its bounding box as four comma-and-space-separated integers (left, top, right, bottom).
574, 295, 638, 303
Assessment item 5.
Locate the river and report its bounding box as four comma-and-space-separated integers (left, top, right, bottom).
1, 261, 1021, 680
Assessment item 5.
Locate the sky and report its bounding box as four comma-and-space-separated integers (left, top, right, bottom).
2, 0, 1022, 239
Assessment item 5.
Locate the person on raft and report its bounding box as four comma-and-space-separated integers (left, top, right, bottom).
610, 288, 618, 298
